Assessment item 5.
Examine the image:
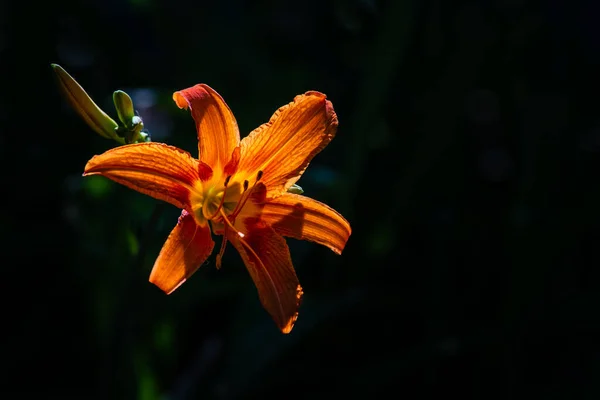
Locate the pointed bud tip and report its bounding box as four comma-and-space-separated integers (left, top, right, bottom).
50, 64, 68, 77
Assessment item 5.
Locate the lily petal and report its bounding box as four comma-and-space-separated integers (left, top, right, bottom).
238, 91, 338, 198
228, 221, 303, 333
84, 143, 202, 210
150, 210, 214, 294
259, 194, 351, 255
173, 84, 240, 169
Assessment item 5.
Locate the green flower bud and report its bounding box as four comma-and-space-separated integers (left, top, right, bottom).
51, 64, 124, 144
113, 90, 136, 128
287, 184, 304, 194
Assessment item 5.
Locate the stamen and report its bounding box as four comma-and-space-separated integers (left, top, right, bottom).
215, 208, 231, 269
229, 170, 264, 220
231, 183, 254, 218
219, 209, 248, 242
219, 208, 237, 233
215, 235, 228, 270
207, 175, 231, 220
218, 208, 258, 264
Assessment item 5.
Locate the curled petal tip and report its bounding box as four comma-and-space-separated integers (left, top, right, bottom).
172, 91, 189, 110
303, 90, 327, 98
172, 85, 212, 110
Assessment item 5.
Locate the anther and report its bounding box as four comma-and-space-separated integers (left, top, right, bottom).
215, 235, 228, 270
218, 208, 257, 264
230, 170, 264, 221
224, 175, 231, 187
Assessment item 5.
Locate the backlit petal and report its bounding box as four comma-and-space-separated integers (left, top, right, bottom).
150, 210, 214, 294
173, 84, 240, 168
84, 143, 202, 210
228, 221, 303, 334
238, 91, 338, 198
260, 194, 351, 255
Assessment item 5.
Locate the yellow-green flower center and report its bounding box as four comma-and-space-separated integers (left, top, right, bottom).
189, 176, 245, 227
189, 170, 264, 230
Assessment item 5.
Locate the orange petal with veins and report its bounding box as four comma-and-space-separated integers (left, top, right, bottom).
228, 221, 303, 333
149, 210, 215, 294
259, 194, 351, 255
84, 143, 202, 210
173, 84, 240, 169
237, 91, 338, 198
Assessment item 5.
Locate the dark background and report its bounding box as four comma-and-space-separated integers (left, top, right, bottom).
2, 0, 600, 398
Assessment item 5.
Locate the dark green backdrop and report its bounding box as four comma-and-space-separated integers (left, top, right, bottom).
2, 0, 600, 398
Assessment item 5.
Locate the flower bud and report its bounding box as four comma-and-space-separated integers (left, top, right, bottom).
287, 184, 304, 194
51, 64, 124, 144
113, 90, 136, 128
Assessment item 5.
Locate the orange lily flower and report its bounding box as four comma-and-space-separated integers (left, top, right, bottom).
83, 85, 351, 333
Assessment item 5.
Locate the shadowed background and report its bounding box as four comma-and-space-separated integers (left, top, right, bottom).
2, 0, 600, 398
